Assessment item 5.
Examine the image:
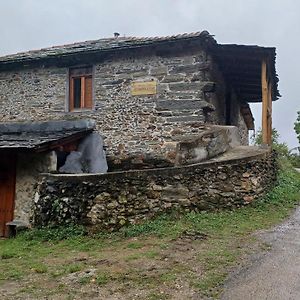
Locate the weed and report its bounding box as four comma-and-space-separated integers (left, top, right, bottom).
125, 253, 143, 261
67, 263, 83, 273
143, 250, 159, 259
96, 273, 109, 285
79, 276, 91, 285
31, 263, 48, 274
160, 272, 177, 282
126, 241, 144, 249
147, 291, 169, 300
0, 251, 17, 259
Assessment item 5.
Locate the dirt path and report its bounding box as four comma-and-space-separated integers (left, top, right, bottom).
221, 206, 300, 300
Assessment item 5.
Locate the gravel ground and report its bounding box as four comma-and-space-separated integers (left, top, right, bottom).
221, 206, 300, 300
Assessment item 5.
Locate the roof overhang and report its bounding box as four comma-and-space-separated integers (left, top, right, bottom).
210, 44, 280, 103
0, 119, 95, 152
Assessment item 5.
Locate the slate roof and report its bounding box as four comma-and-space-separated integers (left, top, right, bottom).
0, 120, 94, 151
0, 31, 280, 103
0, 31, 213, 65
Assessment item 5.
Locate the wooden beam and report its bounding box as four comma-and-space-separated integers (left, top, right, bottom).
234, 83, 262, 89
261, 60, 269, 145
227, 77, 261, 84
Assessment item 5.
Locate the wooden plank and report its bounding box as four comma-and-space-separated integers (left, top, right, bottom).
261, 60, 269, 145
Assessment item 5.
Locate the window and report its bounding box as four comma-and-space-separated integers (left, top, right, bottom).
69, 66, 93, 111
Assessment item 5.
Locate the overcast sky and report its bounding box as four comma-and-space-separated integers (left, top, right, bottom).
1, 0, 299, 147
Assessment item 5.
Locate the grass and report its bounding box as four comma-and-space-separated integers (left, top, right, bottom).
0, 158, 300, 299
95, 273, 109, 286
126, 241, 145, 249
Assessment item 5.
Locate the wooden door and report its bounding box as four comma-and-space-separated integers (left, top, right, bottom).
0, 153, 16, 237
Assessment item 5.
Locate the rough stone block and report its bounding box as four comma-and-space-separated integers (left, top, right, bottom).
169, 82, 201, 92
166, 115, 205, 123
161, 74, 185, 83
149, 66, 168, 76
156, 99, 215, 111
169, 63, 210, 74
202, 82, 216, 92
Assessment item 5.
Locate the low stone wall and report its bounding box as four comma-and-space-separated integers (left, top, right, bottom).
15, 152, 56, 225
33, 150, 277, 231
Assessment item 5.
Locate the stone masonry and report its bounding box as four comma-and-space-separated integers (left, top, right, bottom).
15, 151, 56, 225
0, 41, 249, 168
32, 149, 277, 231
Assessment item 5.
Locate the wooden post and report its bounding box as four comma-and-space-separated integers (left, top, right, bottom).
267, 82, 272, 145
261, 60, 269, 145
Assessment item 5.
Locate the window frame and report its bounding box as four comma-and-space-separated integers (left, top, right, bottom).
68, 66, 94, 112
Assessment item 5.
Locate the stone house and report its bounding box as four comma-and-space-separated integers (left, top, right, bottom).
0, 31, 279, 236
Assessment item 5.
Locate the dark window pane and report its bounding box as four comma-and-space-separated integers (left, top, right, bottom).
74, 78, 81, 108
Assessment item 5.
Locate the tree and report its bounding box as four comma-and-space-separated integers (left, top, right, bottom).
252, 128, 289, 157
294, 111, 300, 145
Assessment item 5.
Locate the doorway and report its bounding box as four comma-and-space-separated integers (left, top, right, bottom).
0, 152, 16, 237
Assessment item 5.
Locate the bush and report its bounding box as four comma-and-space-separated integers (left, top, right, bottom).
251, 128, 289, 158
289, 154, 300, 168
252, 128, 300, 167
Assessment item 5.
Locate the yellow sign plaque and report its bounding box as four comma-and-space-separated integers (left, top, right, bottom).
131, 81, 157, 96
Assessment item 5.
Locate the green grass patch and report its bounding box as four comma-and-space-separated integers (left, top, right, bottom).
126, 241, 145, 249
0, 158, 299, 299
125, 253, 143, 261
95, 273, 109, 286
143, 250, 160, 259
30, 263, 48, 274
66, 263, 83, 274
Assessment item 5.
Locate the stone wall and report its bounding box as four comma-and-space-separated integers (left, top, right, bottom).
229, 91, 249, 146
0, 42, 249, 166
14, 152, 56, 225
32, 150, 277, 230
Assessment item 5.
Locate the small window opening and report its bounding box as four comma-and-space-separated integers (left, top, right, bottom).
69, 66, 93, 111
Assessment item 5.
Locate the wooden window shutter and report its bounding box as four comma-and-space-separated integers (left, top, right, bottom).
84, 76, 93, 109
69, 78, 74, 111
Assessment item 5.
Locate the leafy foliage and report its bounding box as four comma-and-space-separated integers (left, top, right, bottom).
252, 128, 289, 157
294, 111, 300, 145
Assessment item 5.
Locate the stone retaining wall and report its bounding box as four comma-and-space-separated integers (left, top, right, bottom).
32, 150, 277, 231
